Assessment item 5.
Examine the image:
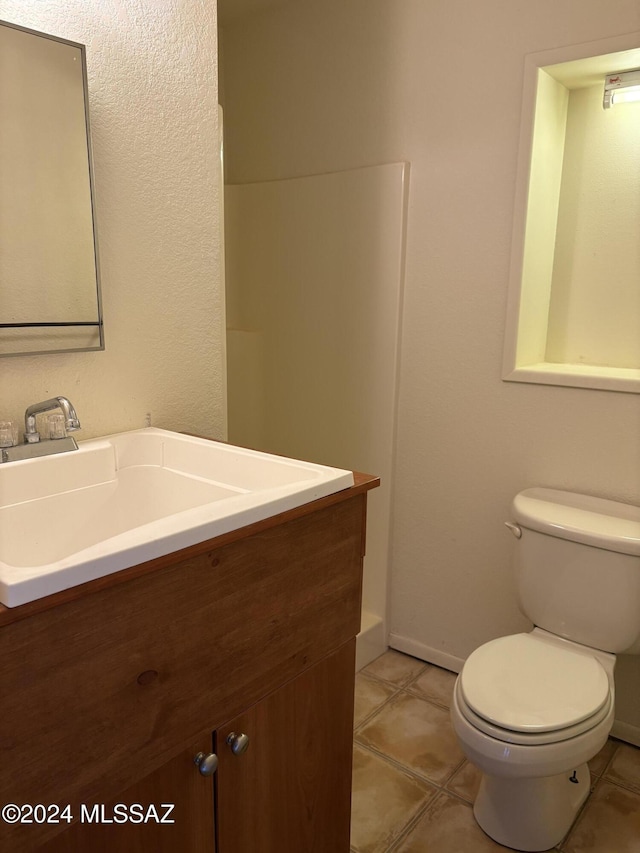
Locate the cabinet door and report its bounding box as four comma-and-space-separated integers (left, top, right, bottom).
216, 640, 356, 853
40, 734, 216, 852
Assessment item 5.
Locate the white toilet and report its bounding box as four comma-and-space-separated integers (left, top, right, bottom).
450, 487, 640, 852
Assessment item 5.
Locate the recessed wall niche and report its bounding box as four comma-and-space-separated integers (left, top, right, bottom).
503, 33, 640, 393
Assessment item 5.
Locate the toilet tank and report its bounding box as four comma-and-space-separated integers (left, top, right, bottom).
510, 488, 640, 654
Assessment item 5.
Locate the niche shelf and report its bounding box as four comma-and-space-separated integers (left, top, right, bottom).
503, 33, 640, 394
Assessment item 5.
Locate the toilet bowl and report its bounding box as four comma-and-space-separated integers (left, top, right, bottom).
450, 488, 640, 852
450, 629, 615, 851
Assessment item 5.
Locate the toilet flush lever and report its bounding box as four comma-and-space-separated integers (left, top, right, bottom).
504, 522, 522, 539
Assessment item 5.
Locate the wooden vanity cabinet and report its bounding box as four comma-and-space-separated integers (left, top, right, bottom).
40, 733, 216, 853
215, 639, 356, 853
0, 474, 377, 853
41, 641, 355, 853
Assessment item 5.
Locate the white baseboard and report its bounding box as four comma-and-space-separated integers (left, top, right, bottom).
356, 612, 386, 671
611, 719, 640, 748
389, 633, 640, 748
389, 633, 464, 673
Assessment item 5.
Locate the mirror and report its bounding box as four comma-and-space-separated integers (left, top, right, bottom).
0, 20, 103, 357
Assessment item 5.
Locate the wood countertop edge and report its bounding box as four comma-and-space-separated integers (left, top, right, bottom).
0, 471, 379, 627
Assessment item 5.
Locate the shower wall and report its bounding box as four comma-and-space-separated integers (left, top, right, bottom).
225, 163, 408, 666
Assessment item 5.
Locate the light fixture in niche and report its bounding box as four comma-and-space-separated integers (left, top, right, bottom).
603, 68, 640, 109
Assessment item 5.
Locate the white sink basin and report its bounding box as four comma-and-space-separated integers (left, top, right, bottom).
0, 428, 354, 607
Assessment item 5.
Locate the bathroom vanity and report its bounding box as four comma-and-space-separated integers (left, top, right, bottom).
0, 458, 378, 852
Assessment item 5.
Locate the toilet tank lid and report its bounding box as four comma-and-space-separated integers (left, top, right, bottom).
512, 488, 640, 556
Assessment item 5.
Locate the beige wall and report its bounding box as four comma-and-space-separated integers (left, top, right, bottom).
0, 1, 225, 440
547, 83, 640, 368
221, 0, 640, 738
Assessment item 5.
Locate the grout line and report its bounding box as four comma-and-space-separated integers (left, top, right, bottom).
442, 755, 468, 788
353, 685, 403, 733
359, 669, 428, 691
385, 788, 486, 852
359, 664, 457, 713
404, 688, 453, 712
356, 682, 455, 722
596, 774, 640, 796
594, 741, 640, 795
384, 793, 438, 852
402, 663, 432, 689
354, 684, 455, 738
353, 740, 471, 808
556, 775, 602, 852
598, 738, 621, 780
440, 786, 477, 808
352, 740, 444, 788
350, 765, 435, 853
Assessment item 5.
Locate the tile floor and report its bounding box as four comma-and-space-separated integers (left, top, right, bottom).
351, 649, 640, 853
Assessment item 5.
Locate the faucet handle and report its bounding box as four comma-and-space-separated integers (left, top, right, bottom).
47, 414, 67, 440
0, 421, 18, 448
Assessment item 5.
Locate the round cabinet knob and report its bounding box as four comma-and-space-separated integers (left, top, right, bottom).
194, 751, 218, 776
226, 732, 250, 756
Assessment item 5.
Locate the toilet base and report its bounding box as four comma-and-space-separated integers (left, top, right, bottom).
473, 762, 591, 851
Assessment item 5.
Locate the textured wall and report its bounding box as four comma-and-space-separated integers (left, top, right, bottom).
220, 0, 640, 737
0, 0, 225, 440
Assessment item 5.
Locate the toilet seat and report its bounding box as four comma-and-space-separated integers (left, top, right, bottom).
459, 633, 611, 743
455, 680, 612, 745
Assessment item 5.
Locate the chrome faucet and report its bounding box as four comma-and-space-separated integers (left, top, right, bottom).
0, 397, 82, 463
24, 396, 81, 443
